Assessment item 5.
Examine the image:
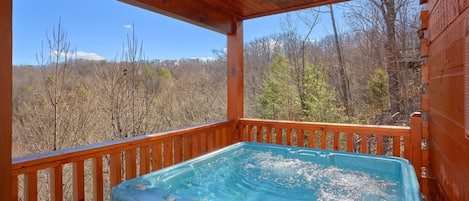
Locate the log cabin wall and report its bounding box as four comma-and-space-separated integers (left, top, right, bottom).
423, 0, 469, 200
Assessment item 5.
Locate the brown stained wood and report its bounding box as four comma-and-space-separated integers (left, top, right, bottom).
275, 128, 282, 145
152, 142, 163, 171
421, 38, 429, 57
174, 137, 183, 164
91, 158, 103, 201
0, 0, 12, 200
421, 10, 429, 30
139, 146, 150, 175
125, 149, 137, 180
347, 133, 353, 152
309, 130, 315, 148
410, 113, 422, 182
320, 131, 326, 149
50, 166, 63, 201
256, 126, 263, 143
421, 65, 429, 84
200, 132, 208, 155
73, 161, 85, 201
393, 136, 401, 157
207, 132, 215, 152
376, 135, 383, 155
286, 128, 292, 146
24, 172, 37, 201
422, 94, 429, 112
192, 134, 201, 158
109, 153, 121, 188
248, 125, 254, 142
12, 173, 18, 201
266, 127, 272, 144
163, 140, 173, 168
333, 132, 339, 151
227, 19, 244, 119
297, 129, 304, 147
361, 135, 367, 154
404, 136, 411, 160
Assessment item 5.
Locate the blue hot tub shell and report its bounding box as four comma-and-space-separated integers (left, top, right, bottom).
111, 142, 421, 201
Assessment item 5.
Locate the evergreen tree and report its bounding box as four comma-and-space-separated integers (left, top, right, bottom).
258, 52, 299, 120
302, 60, 345, 122
367, 68, 390, 112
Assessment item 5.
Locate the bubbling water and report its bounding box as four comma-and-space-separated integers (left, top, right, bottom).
146, 148, 400, 201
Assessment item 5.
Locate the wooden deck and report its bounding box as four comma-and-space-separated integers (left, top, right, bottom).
12, 114, 425, 201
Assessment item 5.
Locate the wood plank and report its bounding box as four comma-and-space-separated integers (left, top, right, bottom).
376, 135, 383, 155
139, 146, 150, 175
92, 157, 103, 201
361, 134, 367, 154
256, 126, 263, 143
275, 128, 282, 145
200, 132, 208, 155
12, 173, 18, 201
0, 0, 12, 200
308, 130, 315, 148
152, 142, 163, 171
50, 166, 63, 201
346, 133, 353, 152
163, 140, 173, 167
227, 19, 244, 119
73, 161, 85, 201
24, 172, 37, 201
286, 128, 292, 146
410, 113, 422, 180
183, 135, 192, 161
125, 149, 137, 180
266, 127, 272, 144
333, 132, 339, 151
109, 152, 121, 188
297, 129, 304, 147
192, 134, 201, 158
174, 137, 183, 164
207, 131, 215, 152
320, 131, 326, 149
393, 136, 401, 157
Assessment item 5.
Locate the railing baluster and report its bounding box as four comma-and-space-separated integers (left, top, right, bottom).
92, 157, 103, 201
266, 127, 272, 144
139, 146, 150, 175
73, 161, 85, 201
361, 134, 368, 154
275, 127, 282, 145
297, 129, 304, 147
376, 135, 383, 155
109, 152, 121, 188
247, 125, 254, 142
192, 134, 200, 158
50, 165, 63, 201
393, 136, 400, 157
333, 132, 339, 151
200, 132, 208, 155
257, 126, 263, 143
24, 171, 37, 201
163, 140, 173, 167
320, 130, 326, 149
286, 128, 292, 146
308, 129, 315, 148
125, 149, 137, 180
347, 133, 353, 152
174, 136, 183, 164
152, 142, 163, 171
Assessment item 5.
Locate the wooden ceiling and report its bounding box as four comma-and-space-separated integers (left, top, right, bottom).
120, 0, 349, 34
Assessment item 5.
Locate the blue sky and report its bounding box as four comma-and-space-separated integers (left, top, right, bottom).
13, 0, 346, 65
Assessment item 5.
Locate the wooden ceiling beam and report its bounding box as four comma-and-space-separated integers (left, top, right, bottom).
120, 0, 236, 34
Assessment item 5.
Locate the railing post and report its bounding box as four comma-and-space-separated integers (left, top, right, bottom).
410, 112, 422, 185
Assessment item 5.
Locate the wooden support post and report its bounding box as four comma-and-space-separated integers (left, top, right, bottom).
410, 113, 422, 185
227, 19, 243, 120
0, 0, 12, 200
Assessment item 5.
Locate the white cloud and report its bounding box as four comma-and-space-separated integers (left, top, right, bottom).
50, 50, 105, 61
76, 51, 106, 61
123, 24, 133, 30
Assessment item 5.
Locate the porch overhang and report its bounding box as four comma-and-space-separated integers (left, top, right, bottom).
119, 0, 349, 34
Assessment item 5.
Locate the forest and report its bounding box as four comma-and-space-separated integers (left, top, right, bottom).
12, 0, 422, 159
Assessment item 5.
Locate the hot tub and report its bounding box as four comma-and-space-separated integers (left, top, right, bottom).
111, 142, 421, 201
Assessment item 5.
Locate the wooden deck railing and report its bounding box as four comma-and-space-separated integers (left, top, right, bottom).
11, 120, 235, 201
11, 114, 423, 200
238, 113, 423, 175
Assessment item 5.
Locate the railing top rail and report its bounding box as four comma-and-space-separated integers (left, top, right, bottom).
239, 118, 411, 136
12, 119, 234, 172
